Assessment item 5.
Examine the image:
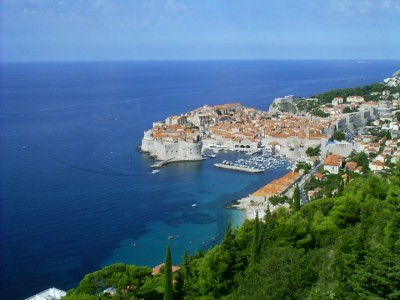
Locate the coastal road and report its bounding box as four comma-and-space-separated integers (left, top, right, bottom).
299, 161, 322, 204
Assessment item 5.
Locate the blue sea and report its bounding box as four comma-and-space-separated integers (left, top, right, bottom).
0, 60, 398, 299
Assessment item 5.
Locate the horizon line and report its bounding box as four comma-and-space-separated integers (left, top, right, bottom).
2, 58, 400, 64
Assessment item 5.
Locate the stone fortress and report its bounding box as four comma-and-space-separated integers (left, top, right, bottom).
141, 129, 203, 162
140, 100, 378, 163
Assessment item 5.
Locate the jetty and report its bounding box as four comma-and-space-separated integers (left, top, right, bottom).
248, 149, 262, 155
150, 158, 175, 168
214, 163, 264, 173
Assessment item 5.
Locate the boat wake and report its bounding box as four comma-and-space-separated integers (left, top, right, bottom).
60, 160, 146, 177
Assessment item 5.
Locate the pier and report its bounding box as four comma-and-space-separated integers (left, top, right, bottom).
214, 163, 264, 173
150, 158, 175, 168
248, 149, 262, 155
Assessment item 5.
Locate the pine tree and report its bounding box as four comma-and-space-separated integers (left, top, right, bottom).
164, 244, 173, 300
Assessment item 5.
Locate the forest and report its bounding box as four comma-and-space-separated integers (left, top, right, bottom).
311, 83, 400, 104
63, 160, 400, 299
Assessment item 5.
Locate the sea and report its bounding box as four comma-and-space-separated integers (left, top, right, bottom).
0, 60, 398, 299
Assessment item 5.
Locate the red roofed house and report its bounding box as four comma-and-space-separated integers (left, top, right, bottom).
313, 173, 325, 181
355, 166, 363, 174
369, 160, 385, 172
345, 161, 358, 171
323, 154, 343, 174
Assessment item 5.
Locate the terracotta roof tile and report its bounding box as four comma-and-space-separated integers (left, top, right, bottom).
252, 172, 301, 197
323, 154, 343, 166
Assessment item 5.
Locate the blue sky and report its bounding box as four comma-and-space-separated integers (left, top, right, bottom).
1, 0, 399, 61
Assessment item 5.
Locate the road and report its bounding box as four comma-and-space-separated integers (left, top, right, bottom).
298, 160, 322, 204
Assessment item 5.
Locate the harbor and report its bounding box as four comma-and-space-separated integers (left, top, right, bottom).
212, 149, 291, 173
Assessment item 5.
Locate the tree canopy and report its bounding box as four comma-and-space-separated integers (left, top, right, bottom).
332, 130, 346, 141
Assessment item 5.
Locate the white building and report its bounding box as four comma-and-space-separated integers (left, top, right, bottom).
25, 287, 66, 300
323, 154, 343, 174
332, 97, 344, 106
377, 100, 392, 120
369, 160, 385, 172
347, 96, 365, 103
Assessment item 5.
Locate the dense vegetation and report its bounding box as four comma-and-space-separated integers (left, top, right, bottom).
311, 83, 400, 104
305, 145, 320, 157
64, 161, 400, 299
331, 130, 346, 142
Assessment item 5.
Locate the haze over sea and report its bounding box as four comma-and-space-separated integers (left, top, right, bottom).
0, 60, 398, 299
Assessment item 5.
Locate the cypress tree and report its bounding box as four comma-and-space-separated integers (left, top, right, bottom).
182, 250, 191, 281
292, 185, 301, 212
262, 205, 273, 249
222, 219, 234, 249
164, 244, 173, 300
251, 211, 261, 263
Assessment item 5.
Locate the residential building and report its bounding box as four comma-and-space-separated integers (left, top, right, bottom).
323, 154, 343, 174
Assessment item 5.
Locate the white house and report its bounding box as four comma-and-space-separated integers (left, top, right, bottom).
347, 96, 365, 103
323, 154, 343, 174
369, 160, 385, 172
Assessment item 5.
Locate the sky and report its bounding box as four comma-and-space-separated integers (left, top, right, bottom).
1, 0, 400, 62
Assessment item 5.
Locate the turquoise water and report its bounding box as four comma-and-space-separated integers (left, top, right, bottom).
1, 60, 398, 299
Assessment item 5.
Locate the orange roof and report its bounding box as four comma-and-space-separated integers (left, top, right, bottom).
152, 132, 166, 139
270, 133, 291, 138
296, 133, 306, 139
252, 172, 301, 197
345, 161, 358, 171
309, 134, 326, 140
222, 133, 234, 139
314, 173, 325, 180
323, 154, 343, 166
372, 160, 385, 167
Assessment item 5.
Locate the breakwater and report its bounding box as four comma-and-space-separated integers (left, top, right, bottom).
214, 163, 264, 173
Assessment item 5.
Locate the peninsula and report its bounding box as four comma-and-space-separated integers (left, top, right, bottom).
141, 76, 398, 165
141, 71, 400, 219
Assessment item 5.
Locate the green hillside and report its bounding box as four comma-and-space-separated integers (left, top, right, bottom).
311, 83, 400, 104
64, 161, 400, 300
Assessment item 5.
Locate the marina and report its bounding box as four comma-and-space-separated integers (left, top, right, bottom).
213, 149, 290, 173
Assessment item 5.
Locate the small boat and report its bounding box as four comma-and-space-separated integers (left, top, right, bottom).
151, 170, 160, 174
192, 203, 197, 207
